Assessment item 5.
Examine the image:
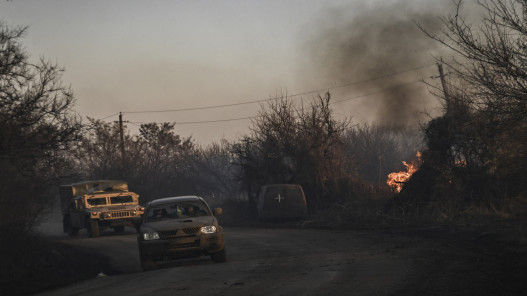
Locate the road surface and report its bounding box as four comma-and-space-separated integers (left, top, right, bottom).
36, 225, 421, 296
33, 199, 527, 295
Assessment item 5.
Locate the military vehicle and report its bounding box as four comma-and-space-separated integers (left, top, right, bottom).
60, 180, 144, 237
257, 184, 308, 221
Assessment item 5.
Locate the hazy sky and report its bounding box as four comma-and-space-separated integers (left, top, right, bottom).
1, 0, 454, 145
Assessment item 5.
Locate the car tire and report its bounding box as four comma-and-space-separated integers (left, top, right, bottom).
211, 248, 226, 263
140, 258, 157, 271
113, 225, 125, 233
88, 219, 100, 237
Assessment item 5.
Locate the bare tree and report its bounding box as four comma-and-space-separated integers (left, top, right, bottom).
231, 93, 352, 211
428, 1, 527, 121
0, 22, 82, 237
407, 0, 527, 214
75, 118, 125, 179
132, 122, 196, 201
421, 0, 527, 138
192, 139, 242, 202
77, 120, 199, 202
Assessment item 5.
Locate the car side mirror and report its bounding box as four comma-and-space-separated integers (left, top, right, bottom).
213, 207, 223, 216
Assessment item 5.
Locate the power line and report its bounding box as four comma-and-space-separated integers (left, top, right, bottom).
122, 63, 436, 115
127, 78, 430, 125
331, 80, 423, 105
129, 116, 255, 125
173, 116, 256, 125
100, 112, 120, 120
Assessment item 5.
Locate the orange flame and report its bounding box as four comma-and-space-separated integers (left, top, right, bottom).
387, 152, 421, 193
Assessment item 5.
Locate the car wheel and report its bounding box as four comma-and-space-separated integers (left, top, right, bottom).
88, 219, 100, 237
113, 225, 125, 233
140, 258, 157, 271
211, 248, 226, 263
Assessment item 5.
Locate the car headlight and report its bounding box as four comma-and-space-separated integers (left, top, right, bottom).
201, 225, 217, 234
143, 232, 160, 240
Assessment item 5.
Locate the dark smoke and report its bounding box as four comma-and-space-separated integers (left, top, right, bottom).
304, 0, 451, 127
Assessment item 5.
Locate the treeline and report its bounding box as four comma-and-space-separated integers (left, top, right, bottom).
74, 119, 243, 204
72, 94, 421, 213
3, 0, 527, 240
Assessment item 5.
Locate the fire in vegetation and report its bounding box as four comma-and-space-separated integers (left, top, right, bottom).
387, 152, 422, 193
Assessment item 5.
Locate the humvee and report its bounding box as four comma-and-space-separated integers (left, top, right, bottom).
257, 184, 308, 221
60, 180, 144, 237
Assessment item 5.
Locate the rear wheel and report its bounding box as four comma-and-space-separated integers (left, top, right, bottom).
211, 248, 226, 263
68, 226, 79, 236
88, 219, 100, 237
64, 216, 79, 237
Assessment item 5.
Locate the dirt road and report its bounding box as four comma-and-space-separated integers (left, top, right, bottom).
34, 204, 526, 295
36, 225, 430, 296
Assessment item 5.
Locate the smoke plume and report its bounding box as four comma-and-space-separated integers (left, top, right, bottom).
303, 0, 451, 127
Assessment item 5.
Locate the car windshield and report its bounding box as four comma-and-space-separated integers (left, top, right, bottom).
146, 200, 211, 222
110, 195, 134, 204
86, 197, 107, 206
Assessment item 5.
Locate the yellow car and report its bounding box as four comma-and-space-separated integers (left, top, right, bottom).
137, 196, 225, 271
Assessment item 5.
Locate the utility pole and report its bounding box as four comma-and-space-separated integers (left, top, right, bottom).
437, 61, 451, 114
119, 112, 126, 178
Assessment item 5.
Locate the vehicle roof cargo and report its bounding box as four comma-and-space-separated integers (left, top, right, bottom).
61, 180, 129, 197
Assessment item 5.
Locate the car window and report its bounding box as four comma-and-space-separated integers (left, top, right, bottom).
146, 200, 211, 222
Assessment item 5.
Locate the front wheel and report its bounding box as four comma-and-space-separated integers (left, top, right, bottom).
140, 254, 157, 271
211, 248, 226, 263
141, 259, 157, 271
88, 219, 100, 237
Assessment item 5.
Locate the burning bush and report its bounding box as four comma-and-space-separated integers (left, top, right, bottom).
387, 152, 422, 193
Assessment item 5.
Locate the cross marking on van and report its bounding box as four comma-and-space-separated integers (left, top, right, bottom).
275, 194, 284, 203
